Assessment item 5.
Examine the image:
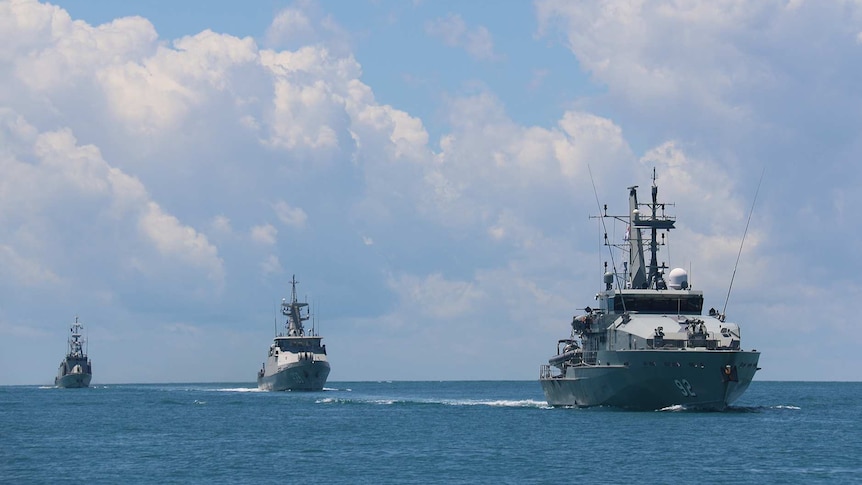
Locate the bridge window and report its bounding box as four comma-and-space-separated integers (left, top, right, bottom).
613, 295, 703, 314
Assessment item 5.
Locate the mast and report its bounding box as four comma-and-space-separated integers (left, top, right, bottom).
628, 185, 647, 289
282, 275, 309, 337
68, 317, 85, 358
628, 170, 675, 290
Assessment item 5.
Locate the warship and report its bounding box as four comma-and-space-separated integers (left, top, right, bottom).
55, 317, 92, 388
257, 275, 330, 391
539, 174, 760, 410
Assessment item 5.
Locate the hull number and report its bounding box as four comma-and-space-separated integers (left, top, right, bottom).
674, 379, 697, 397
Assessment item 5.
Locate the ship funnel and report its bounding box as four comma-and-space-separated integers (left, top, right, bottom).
667, 268, 688, 290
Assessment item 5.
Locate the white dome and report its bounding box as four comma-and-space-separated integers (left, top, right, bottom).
667, 268, 688, 290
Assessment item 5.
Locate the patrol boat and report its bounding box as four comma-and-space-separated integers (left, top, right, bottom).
55, 317, 92, 388
257, 276, 330, 391
539, 175, 760, 410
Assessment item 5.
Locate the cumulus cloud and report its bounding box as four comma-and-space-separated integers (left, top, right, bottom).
5, 3, 158, 92
138, 202, 224, 282
0, 110, 225, 294
257, 45, 364, 153
97, 31, 259, 134
264, 3, 352, 55
535, 1, 761, 112
0, 0, 447, 316
535, 0, 862, 159
266, 7, 314, 46
418, 91, 633, 234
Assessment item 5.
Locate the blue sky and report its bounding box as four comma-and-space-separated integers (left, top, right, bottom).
1, 0, 861, 384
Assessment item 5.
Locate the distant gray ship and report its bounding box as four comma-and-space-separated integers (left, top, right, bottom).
55, 317, 92, 388
257, 276, 330, 391
539, 174, 760, 410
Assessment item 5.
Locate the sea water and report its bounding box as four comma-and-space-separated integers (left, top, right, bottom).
1, 381, 860, 484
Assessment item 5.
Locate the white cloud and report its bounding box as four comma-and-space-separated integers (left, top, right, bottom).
273, 201, 308, 228
97, 30, 259, 134
210, 215, 232, 234
349, 95, 430, 161
5, 3, 158, 92
425, 13, 499, 61
416, 91, 633, 233
266, 7, 314, 47
138, 202, 224, 282
250, 223, 278, 245
31, 126, 224, 284
260, 254, 282, 275
264, 3, 352, 55
387, 272, 485, 320
256, 45, 366, 152
0, 108, 226, 303
0, 244, 60, 286
33, 128, 112, 196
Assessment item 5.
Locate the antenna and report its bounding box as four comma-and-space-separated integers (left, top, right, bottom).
722, 168, 765, 318
312, 299, 316, 336
588, 165, 626, 312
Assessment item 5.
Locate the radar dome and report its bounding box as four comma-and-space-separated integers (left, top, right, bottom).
667, 268, 688, 290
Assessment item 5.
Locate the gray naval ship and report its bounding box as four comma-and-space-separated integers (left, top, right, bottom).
257, 276, 330, 391
55, 317, 92, 388
539, 175, 760, 410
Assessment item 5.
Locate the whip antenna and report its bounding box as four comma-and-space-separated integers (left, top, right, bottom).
588, 165, 625, 303
722, 168, 765, 318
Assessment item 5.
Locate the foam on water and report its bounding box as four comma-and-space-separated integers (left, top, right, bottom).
439, 398, 548, 408
773, 404, 801, 410
315, 395, 549, 408
658, 404, 687, 412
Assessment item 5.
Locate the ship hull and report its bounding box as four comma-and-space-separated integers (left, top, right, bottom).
55, 372, 92, 389
540, 349, 759, 410
257, 360, 330, 391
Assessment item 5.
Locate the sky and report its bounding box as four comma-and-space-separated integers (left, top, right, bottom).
1, 0, 861, 385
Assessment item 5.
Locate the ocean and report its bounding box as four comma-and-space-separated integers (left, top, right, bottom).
1, 381, 860, 484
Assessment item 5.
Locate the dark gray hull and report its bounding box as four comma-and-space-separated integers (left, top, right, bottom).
55, 372, 92, 388
257, 360, 330, 391
540, 349, 759, 410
